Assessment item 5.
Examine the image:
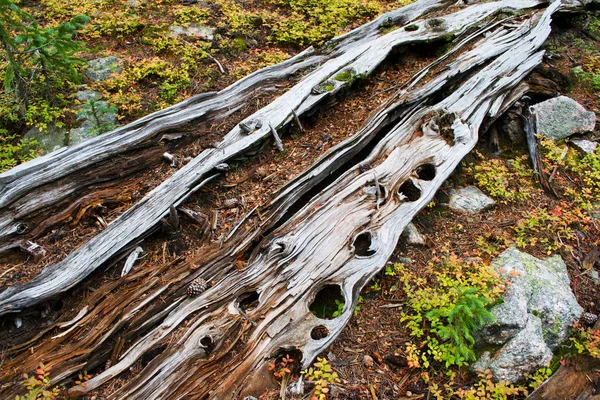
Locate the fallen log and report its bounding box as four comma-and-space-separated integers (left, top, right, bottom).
0, 0, 542, 316
57, 2, 561, 398
0, 0, 443, 250
0, 0, 584, 398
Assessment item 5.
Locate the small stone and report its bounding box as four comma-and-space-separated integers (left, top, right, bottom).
591, 269, 600, 285
448, 186, 495, 214
76, 90, 102, 102
14, 317, 22, 329
530, 96, 597, 141
402, 222, 425, 246
406, 391, 413, 397
570, 139, 598, 155
396, 257, 411, 265
223, 198, 240, 209
86, 56, 122, 82
363, 354, 374, 368
169, 23, 215, 41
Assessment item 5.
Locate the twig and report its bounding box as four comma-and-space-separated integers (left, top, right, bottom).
212, 210, 218, 231
162, 152, 178, 167
121, 246, 144, 277
205, 52, 225, 74
224, 206, 258, 243
291, 109, 305, 133
269, 124, 284, 152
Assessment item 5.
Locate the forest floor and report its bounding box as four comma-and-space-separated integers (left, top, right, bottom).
1, 2, 600, 400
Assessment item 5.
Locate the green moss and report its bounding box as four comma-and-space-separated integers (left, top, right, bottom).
267, 0, 383, 46
404, 24, 419, 32
334, 69, 356, 82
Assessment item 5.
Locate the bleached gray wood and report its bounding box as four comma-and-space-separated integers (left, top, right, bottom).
62, 3, 562, 398
0, 0, 446, 248
0, 0, 541, 316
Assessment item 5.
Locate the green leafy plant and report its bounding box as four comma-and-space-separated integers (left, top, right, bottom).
468, 152, 536, 203
398, 256, 504, 368
15, 362, 60, 400
331, 299, 344, 318
77, 99, 117, 135
425, 286, 496, 366
302, 357, 340, 400
0, 0, 90, 118
429, 370, 528, 400
0, 129, 37, 172
571, 324, 600, 359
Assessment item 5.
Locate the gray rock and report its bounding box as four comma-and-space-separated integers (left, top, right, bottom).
76, 90, 102, 102
476, 315, 553, 383
530, 96, 596, 141
169, 23, 215, 41
24, 125, 67, 154
70, 101, 117, 145
127, 0, 140, 6
476, 248, 583, 382
86, 56, 122, 81
591, 269, 600, 285
570, 139, 598, 155
402, 223, 425, 246
448, 186, 495, 214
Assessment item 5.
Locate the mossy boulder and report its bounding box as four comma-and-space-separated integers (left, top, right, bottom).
530, 96, 596, 141
475, 248, 583, 382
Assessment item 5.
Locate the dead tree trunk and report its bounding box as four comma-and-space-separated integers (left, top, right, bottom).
0, 0, 549, 316
0, 0, 586, 398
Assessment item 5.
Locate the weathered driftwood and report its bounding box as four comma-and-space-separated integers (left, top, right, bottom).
0, 0, 541, 316
44, 2, 558, 398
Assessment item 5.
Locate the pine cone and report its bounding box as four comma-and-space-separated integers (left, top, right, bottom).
582, 312, 598, 327
187, 278, 208, 297
406, 381, 428, 395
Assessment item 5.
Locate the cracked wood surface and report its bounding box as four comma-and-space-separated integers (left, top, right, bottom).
0, 0, 580, 398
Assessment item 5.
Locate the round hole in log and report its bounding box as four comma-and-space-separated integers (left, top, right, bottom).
309, 284, 345, 319
353, 231, 376, 257
415, 163, 436, 181
398, 180, 421, 202
238, 291, 260, 312
311, 325, 330, 340
200, 336, 214, 352
404, 24, 419, 31
270, 348, 303, 379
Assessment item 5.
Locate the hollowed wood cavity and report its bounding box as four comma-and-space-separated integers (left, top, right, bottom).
398, 180, 421, 202
415, 163, 436, 181
309, 284, 345, 320
200, 336, 214, 353
271, 348, 303, 377
238, 291, 260, 312
311, 325, 330, 340
353, 231, 376, 257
